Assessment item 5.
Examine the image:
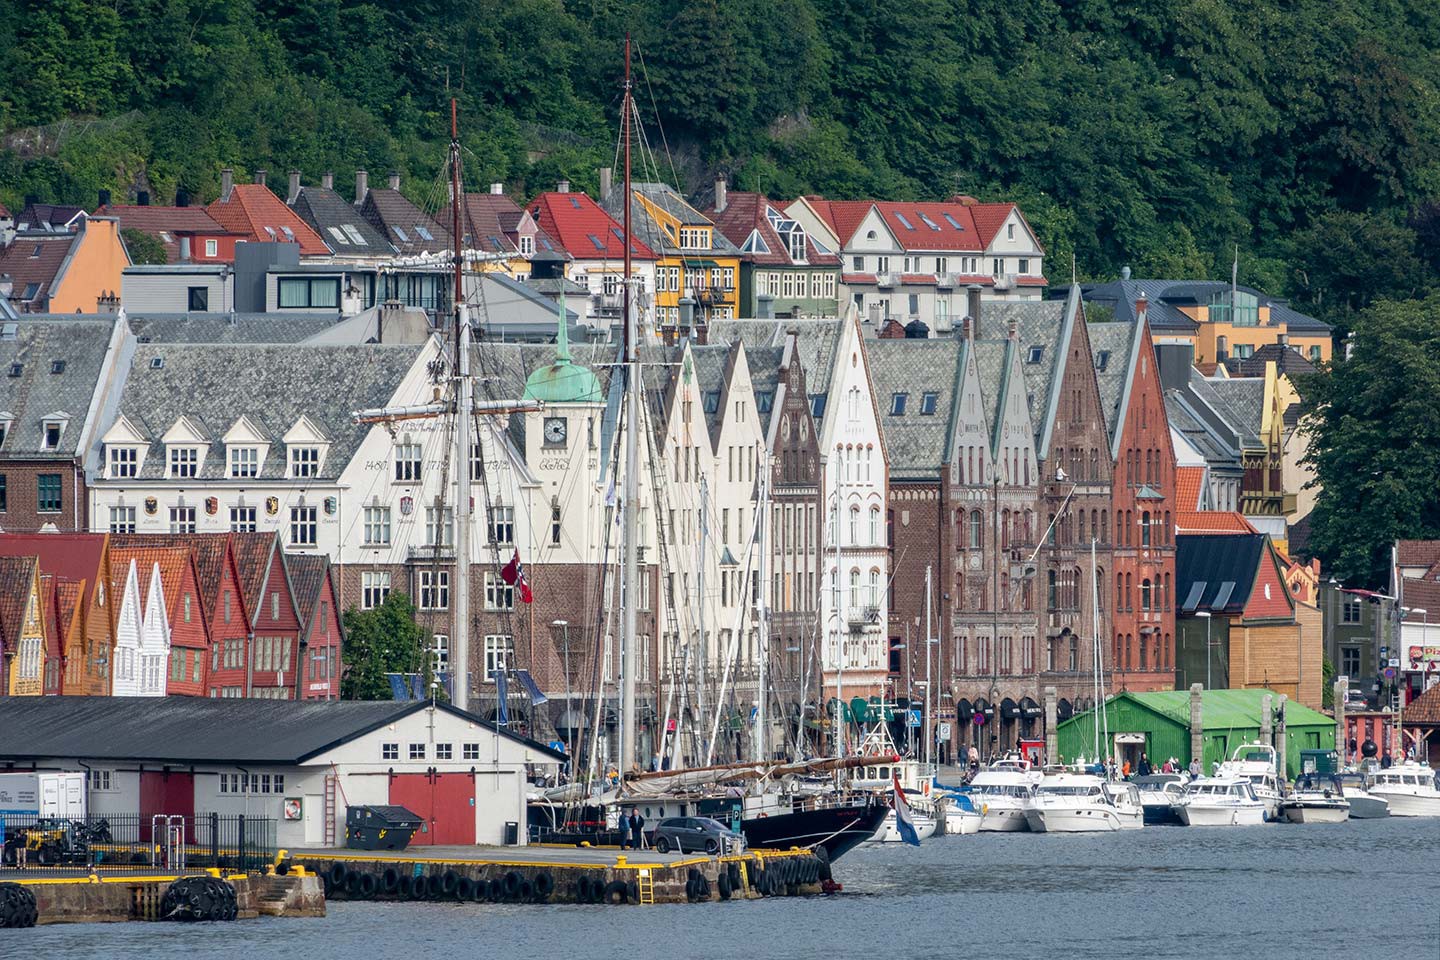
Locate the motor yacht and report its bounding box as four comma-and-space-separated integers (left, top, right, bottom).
1176, 777, 1269, 826
1217, 743, 1284, 819
1133, 773, 1188, 825
1331, 772, 1389, 819
1279, 774, 1350, 824
965, 765, 1041, 832
936, 791, 982, 835
1364, 762, 1440, 817
1023, 774, 1144, 833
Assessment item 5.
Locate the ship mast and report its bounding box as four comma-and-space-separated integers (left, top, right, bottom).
619, 34, 641, 775
450, 99, 475, 712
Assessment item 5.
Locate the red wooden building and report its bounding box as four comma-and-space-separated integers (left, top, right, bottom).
285, 553, 343, 700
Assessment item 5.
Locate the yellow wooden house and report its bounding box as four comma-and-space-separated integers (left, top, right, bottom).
0, 556, 46, 696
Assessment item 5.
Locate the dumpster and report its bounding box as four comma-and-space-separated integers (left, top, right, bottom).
345, 805, 423, 851
503, 821, 520, 846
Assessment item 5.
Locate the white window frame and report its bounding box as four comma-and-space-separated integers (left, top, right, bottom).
169, 446, 199, 478
109, 505, 136, 533
169, 506, 197, 534
229, 446, 259, 478
363, 506, 392, 545
289, 446, 320, 478
108, 445, 138, 478
484, 571, 515, 610
290, 505, 318, 546
484, 634, 513, 681
394, 443, 422, 482
361, 571, 391, 609
230, 506, 257, 532
419, 569, 450, 610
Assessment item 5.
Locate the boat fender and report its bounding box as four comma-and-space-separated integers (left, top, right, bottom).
486, 879, 503, 902
813, 845, 830, 865
427, 873, 446, 898
456, 877, 476, 900
357, 873, 378, 899
321, 874, 334, 898
327, 863, 347, 886
397, 875, 413, 898
533, 871, 555, 900
518, 878, 535, 901
727, 863, 742, 891
717, 870, 732, 899
381, 867, 400, 893
605, 880, 630, 904
501, 871, 522, 900
407, 876, 426, 900
441, 870, 460, 895
343, 870, 362, 895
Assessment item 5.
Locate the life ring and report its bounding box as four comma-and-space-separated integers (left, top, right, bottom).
757, 812, 768, 818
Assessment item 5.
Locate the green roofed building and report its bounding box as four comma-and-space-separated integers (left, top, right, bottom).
1056, 688, 1335, 780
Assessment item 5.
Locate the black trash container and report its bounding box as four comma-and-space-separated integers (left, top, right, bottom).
345, 805, 423, 851
503, 821, 519, 846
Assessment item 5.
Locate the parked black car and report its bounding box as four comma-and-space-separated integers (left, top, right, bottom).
650, 816, 743, 854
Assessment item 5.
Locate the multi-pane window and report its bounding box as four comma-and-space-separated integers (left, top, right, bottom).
394, 443, 422, 482
170, 506, 197, 534
381, 743, 399, 761
436, 742, 453, 761
290, 506, 317, 546
361, 571, 391, 609
419, 570, 450, 610
463, 743, 480, 760
425, 506, 454, 547
1341, 647, 1361, 677
37, 474, 61, 512
109, 446, 138, 478
431, 634, 449, 676
230, 447, 259, 478
230, 507, 257, 532
488, 505, 514, 544
1341, 599, 1362, 624
484, 634, 513, 681
408, 743, 426, 761
484, 572, 515, 610
364, 506, 392, 545
289, 447, 320, 478
109, 506, 136, 533
170, 447, 199, 478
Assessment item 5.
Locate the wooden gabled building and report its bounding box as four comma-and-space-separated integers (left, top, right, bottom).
0, 556, 45, 696
0, 534, 113, 696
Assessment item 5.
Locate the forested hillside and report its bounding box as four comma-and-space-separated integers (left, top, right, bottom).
3, 0, 1440, 332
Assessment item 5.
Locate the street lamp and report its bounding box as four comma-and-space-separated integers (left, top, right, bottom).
1195, 611, 1213, 690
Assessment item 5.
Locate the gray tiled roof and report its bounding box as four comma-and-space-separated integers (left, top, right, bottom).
708, 318, 845, 415
690, 344, 732, 450
1189, 372, 1260, 446
999, 300, 1068, 445
971, 339, 1007, 435
866, 337, 961, 479
1088, 321, 1139, 442
114, 342, 424, 480
603, 184, 742, 259
127, 313, 348, 344
0, 318, 114, 458
1061, 278, 1330, 334
1165, 391, 1238, 466
292, 187, 393, 253
1203, 376, 1265, 438
745, 346, 784, 435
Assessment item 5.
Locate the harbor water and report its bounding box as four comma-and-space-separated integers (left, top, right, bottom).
24, 816, 1438, 960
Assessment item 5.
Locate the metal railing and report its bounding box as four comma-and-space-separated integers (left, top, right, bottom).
0, 813, 276, 874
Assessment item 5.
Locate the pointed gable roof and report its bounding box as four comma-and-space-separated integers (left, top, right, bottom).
291, 187, 392, 253
0, 534, 108, 613
230, 531, 278, 618
528, 191, 656, 261
107, 543, 198, 628
1087, 318, 1145, 457
206, 184, 329, 256
0, 232, 80, 308
704, 192, 839, 267
0, 555, 38, 653
358, 188, 451, 254
797, 198, 876, 247
866, 336, 962, 480
284, 552, 332, 628
462, 193, 557, 256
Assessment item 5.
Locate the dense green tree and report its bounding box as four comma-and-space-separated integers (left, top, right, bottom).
339, 592, 440, 701
1297, 295, 1440, 588
121, 228, 167, 265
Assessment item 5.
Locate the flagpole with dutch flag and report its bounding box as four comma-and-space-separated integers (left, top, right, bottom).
892, 773, 922, 846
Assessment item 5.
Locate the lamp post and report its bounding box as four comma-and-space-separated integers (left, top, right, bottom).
1195, 611, 1213, 690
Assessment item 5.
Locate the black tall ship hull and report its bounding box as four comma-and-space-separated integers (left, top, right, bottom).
740, 800, 887, 863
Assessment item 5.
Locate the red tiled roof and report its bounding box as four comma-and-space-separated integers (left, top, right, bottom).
109, 544, 197, 632
704, 192, 839, 268
1176, 511, 1257, 534
799, 198, 874, 249
528, 192, 657, 261
97, 204, 232, 263
1015, 276, 1049, 286
230, 531, 278, 617
0, 534, 107, 612
950, 274, 996, 286
841, 273, 877, 284
1397, 540, 1440, 571
0, 232, 78, 307
900, 273, 936, 284
1175, 466, 1205, 511
1400, 577, 1440, 622
1404, 681, 1440, 725
206, 184, 329, 255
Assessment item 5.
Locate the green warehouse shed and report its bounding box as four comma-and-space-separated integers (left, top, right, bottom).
1055, 689, 1335, 780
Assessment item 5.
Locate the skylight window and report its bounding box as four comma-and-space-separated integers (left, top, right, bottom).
569, 196, 581, 209
29, 245, 42, 259
588, 234, 606, 251
50, 360, 65, 375
21, 284, 39, 300
414, 225, 434, 241
263, 226, 278, 239
392, 226, 411, 242
920, 392, 938, 415
1027, 346, 1045, 364
342, 224, 366, 245
894, 212, 916, 231
280, 225, 296, 240
942, 213, 964, 230
890, 393, 908, 415
1095, 350, 1111, 371
327, 226, 350, 245
918, 213, 941, 231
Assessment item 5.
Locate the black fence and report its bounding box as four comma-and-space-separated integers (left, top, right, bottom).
0, 814, 277, 874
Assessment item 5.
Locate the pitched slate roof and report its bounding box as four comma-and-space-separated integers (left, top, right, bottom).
127, 313, 347, 344
0, 233, 80, 308
206, 184, 329, 256
528, 191, 655, 261
987, 300, 1068, 444
866, 337, 961, 480
970, 339, 1007, 435
706, 318, 846, 402
112, 341, 423, 480
0, 697, 566, 764
704, 192, 839, 267
1065, 278, 1331, 335
0, 317, 114, 458
690, 343, 733, 450
605, 184, 741, 259
1087, 321, 1138, 443
1177, 533, 1267, 614
746, 345, 785, 435
95, 205, 232, 262
16, 204, 84, 231
1201, 376, 1265, 438
1227, 343, 1318, 378
291, 187, 392, 254
358, 188, 451, 255
461, 193, 558, 257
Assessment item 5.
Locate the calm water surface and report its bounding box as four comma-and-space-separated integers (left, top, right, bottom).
25, 816, 1439, 960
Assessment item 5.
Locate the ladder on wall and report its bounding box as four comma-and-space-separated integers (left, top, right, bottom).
323, 774, 338, 846
636, 869, 654, 905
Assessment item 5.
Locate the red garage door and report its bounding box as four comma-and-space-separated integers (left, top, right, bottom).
388, 773, 475, 846
138, 771, 195, 841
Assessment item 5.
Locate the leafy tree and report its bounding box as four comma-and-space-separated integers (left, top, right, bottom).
340, 592, 439, 701
1297, 295, 1440, 587
121, 228, 167, 265
1289, 211, 1428, 337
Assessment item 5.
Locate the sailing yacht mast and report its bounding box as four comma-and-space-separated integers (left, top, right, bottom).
619, 34, 640, 776
755, 450, 770, 762
450, 100, 474, 713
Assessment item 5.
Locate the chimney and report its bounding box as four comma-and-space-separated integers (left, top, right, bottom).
176, 187, 190, 208
1278, 332, 1289, 348
97, 188, 111, 209
180, 237, 191, 262
966, 283, 982, 338
553, 180, 567, 194
960, 315, 972, 340
322, 171, 334, 191
254, 169, 267, 187
866, 301, 881, 325
388, 170, 401, 192
714, 175, 727, 213
599, 167, 613, 201
756, 292, 774, 320
287, 169, 301, 204
1216, 335, 1229, 361
1007, 316, 1018, 340
678, 296, 696, 331
1135, 294, 1148, 327
220, 169, 234, 202
136, 190, 149, 206
1121, 265, 1132, 281
354, 170, 369, 205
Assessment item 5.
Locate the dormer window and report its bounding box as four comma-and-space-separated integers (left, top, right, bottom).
679, 227, 711, 250
108, 446, 138, 479
230, 446, 259, 478
519, 235, 535, 256
169, 446, 199, 478
289, 447, 320, 478
0, 420, 9, 447
42, 419, 66, 450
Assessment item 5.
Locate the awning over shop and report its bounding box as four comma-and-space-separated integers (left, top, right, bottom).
1000, 697, 1021, 719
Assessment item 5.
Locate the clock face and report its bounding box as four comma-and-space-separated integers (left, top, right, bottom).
544, 417, 567, 445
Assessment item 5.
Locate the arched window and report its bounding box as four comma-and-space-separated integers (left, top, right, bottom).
1140, 633, 1149, 671
1141, 510, 1151, 547
1164, 510, 1172, 544
1024, 510, 1034, 543
849, 505, 860, 544
1140, 578, 1152, 611
1095, 567, 1104, 612
1115, 573, 1123, 611
1126, 634, 1134, 670
1001, 509, 1011, 549
1125, 573, 1133, 611
1100, 510, 1108, 544
869, 506, 881, 545
830, 567, 839, 608
1078, 510, 1087, 544
1164, 573, 1172, 611
1000, 571, 1010, 611
1048, 570, 1058, 610
849, 568, 861, 607
1090, 449, 1099, 481
868, 569, 881, 607
969, 510, 983, 549
848, 386, 860, 420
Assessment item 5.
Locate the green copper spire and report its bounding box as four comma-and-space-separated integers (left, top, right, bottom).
521, 279, 601, 403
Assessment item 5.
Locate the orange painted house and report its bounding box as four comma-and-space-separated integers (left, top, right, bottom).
0, 534, 113, 695
0, 217, 130, 314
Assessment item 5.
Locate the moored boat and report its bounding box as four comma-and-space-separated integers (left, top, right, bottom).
1176, 777, 1268, 826
1331, 772, 1389, 819
1023, 774, 1144, 833
1279, 775, 1350, 824
1217, 743, 1284, 820
1133, 773, 1187, 825
1364, 762, 1440, 817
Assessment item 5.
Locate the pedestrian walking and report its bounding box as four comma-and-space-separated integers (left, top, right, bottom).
1188, 757, 1201, 778
1137, 753, 1152, 777
617, 810, 631, 849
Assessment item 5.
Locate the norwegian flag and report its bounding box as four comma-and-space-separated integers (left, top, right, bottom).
499, 549, 534, 604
